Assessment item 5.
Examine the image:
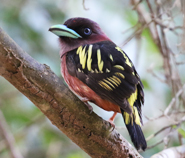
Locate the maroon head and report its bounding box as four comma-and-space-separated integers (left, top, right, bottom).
49, 17, 110, 54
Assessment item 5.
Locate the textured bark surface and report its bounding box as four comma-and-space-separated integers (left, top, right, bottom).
0, 27, 142, 158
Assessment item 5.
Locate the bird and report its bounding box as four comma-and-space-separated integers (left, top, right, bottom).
49, 17, 147, 150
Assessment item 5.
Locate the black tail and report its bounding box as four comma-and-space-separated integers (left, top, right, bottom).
121, 109, 147, 151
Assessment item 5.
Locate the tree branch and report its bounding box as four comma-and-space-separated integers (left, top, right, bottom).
0, 27, 142, 158
151, 145, 185, 158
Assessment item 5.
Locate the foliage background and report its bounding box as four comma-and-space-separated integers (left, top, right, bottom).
0, 0, 184, 158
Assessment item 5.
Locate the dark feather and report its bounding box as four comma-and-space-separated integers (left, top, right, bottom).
121, 109, 147, 150
66, 41, 144, 114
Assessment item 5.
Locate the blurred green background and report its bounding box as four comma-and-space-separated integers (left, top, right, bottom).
0, 0, 184, 158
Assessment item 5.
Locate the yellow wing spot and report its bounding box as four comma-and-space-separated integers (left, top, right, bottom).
128, 89, 137, 108
97, 49, 104, 71
99, 81, 112, 91
106, 68, 110, 73
132, 72, 135, 75
114, 65, 124, 71
115, 72, 125, 79
115, 46, 132, 67
90, 69, 94, 73
103, 79, 115, 89
109, 54, 113, 61
107, 77, 119, 87
87, 45, 93, 71
95, 68, 99, 73
78, 46, 87, 69
78, 68, 81, 72
112, 75, 121, 84
134, 106, 141, 126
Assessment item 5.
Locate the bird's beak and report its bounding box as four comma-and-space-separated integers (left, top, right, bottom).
49, 24, 82, 39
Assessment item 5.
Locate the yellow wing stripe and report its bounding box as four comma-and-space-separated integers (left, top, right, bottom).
115, 46, 132, 67
134, 106, 141, 126
110, 77, 121, 86
115, 72, 125, 79
107, 77, 119, 86
114, 65, 124, 71
128, 89, 137, 108
124, 88, 141, 126
87, 45, 93, 71
97, 49, 104, 71
124, 112, 132, 125
103, 79, 115, 89
112, 75, 121, 84
109, 54, 113, 61
77, 46, 87, 69
99, 81, 113, 91
124, 108, 141, 126
76, 46, 82, 54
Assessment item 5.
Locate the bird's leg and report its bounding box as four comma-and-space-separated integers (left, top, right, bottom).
108, 112, 117, 129
81, 97, 93, 113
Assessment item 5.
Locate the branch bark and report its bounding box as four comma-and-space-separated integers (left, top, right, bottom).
0, 27, 142, 158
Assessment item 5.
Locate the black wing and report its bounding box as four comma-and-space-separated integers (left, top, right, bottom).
66, 41, 144, 114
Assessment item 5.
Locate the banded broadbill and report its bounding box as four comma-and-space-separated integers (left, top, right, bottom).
49, 17, 147, 150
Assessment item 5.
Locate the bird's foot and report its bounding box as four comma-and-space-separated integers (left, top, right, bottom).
81, 97, 93, 113
108, 112, 117, 130
108, 119, 115, 130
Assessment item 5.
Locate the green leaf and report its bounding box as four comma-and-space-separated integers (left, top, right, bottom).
123, 10, 138, 26
141, 79, 151, 90
142, 28, 159, 54
178, 128, 185, 138
67, 152, 87, 158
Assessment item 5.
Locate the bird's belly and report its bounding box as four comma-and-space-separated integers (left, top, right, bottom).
61, 57, 121, 113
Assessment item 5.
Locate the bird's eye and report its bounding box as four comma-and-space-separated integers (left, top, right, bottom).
83, 28, 92, 36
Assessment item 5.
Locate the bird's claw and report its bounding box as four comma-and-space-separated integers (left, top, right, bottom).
81, 97, 93, 114
85, 103, 93, 114
108, 112, 117, 131
108, 119, 115, 131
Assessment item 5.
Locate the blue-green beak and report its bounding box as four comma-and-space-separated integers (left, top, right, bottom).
49, 24, 82, 39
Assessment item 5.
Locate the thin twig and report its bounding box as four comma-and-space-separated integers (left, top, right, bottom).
147, 68, 167, 83
121, 20, 153, 47
121, 23, 140, 35
146, 140, 163, 150
146, 0, 164, 55
146, 118, 185, 150
176, 61, 185, 65
164, 83, 185, 115
132, 0, 143, 10
146, 124, 178, 141
82, 0, 89, 10
152, 18, 181, 33
0, 110, 23, 158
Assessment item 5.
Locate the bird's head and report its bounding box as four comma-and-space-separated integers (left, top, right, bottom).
49, 17, 110, 54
